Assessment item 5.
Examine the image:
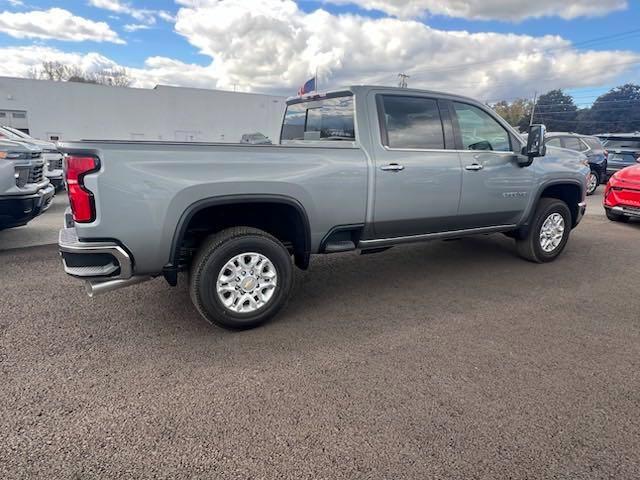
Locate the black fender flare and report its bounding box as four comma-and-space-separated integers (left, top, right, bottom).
520, 179, 585, 235
163, 194, 312, 284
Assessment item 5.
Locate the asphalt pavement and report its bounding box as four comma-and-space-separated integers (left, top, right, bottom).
1, 191, 639, 479
0, 193, 67, 251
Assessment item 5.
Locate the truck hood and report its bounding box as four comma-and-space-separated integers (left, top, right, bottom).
0, 139, 42, 153
11, 138, 58, 151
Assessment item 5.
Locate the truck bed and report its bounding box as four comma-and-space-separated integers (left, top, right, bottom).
60, 140, 369, 274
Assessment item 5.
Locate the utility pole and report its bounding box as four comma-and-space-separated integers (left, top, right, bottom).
529, 91, 538, 126
398, 73, 409, 89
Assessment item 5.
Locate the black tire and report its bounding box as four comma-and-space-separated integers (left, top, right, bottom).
189, 227, 293, 330
516, 198, 572, 263
606, 210, 629, 223
586, 170, 600, 196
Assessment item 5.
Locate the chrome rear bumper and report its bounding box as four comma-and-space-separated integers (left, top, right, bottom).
58, 226, 133, 279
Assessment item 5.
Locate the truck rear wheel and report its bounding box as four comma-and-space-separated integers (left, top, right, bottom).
516, 198, 572, 263
189, 227, 293, 330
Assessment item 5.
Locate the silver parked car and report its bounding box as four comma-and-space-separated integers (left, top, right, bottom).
240, 133, 272, 144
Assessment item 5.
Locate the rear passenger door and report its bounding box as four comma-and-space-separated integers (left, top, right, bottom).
452, 101, 535, 228
369, 93, 462, 238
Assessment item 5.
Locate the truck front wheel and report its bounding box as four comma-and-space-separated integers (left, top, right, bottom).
189, 227, 293, 330
516, 198, 572, 263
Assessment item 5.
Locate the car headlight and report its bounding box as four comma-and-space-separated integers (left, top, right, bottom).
0, 151, 28, 160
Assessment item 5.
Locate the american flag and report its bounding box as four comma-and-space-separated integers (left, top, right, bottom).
297, 77, 316, 96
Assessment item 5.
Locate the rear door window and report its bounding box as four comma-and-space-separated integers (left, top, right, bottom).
583, 137, 603, 150
562, 137, 588, 152
281, 95, 355, 142
378, 95, 445, 149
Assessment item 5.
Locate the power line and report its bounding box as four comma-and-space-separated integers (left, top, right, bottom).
535, 116, 640, 125
397, 28, 640, 78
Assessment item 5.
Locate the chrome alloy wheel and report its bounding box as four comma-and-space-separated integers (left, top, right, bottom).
216, 252, 278, 313
539, 213, 565, 253
587, 172, 598, 194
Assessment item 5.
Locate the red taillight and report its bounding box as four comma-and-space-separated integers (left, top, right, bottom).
65, 155, 99, 223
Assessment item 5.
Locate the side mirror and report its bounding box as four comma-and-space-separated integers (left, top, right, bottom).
523, 124, 547, 158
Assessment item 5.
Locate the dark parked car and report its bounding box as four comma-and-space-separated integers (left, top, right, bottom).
545, 132, 607, 195
597, 133, 640, 179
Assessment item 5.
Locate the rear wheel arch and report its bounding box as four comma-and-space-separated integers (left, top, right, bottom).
166, 195, 312, 279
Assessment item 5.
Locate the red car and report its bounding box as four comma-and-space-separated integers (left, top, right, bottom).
604, 163, 640, 222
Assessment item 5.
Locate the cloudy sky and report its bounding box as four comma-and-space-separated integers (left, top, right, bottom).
0, 0, 639, 104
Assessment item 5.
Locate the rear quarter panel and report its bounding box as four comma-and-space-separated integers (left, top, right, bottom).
64, 142, 368, 274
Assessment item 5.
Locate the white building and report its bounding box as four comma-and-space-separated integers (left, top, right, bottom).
0, 76, 286, 143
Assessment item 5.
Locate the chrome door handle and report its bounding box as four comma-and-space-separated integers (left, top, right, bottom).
381, 163, 405, 172
465, 163, 483, 171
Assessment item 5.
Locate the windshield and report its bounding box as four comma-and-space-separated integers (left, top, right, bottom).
601, 139, 640, 150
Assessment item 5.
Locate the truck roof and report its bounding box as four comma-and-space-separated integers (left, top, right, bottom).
288, 85, 484, 106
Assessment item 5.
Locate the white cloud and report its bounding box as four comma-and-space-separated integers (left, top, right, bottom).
172, 0, 640, 98
1, 1, 638, 103
0, 46, 121, 78
123, 23, 151, 32
325, 0, 628, 21
0, 46, 218, 89
87, 0, 174, 25
0, 7, 124, 43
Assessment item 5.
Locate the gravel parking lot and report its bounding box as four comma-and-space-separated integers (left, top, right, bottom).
1, 194, 639, 479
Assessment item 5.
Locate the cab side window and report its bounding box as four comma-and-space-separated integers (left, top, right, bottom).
378, 95, 445, 150
546, 137, 562, 148
453, 102, 511, 152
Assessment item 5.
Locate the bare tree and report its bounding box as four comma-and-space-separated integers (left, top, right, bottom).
29, 61, 132, 87
93, 67, 132, 87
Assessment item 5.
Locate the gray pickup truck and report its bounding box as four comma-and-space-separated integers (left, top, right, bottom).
58, 86, 589, 329
1, 139, 55, 230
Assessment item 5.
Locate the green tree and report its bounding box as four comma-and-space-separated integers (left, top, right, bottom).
580, 84, 640, 134
531, 89, 577, 132
492, 98, 532, 130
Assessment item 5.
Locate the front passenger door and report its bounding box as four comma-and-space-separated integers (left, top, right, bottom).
452, 102, 535, 229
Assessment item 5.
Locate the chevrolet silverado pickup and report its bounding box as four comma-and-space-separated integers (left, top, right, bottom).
0, 139, 54, 230
0, 126, 65, 190
58, 86, 589, 329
